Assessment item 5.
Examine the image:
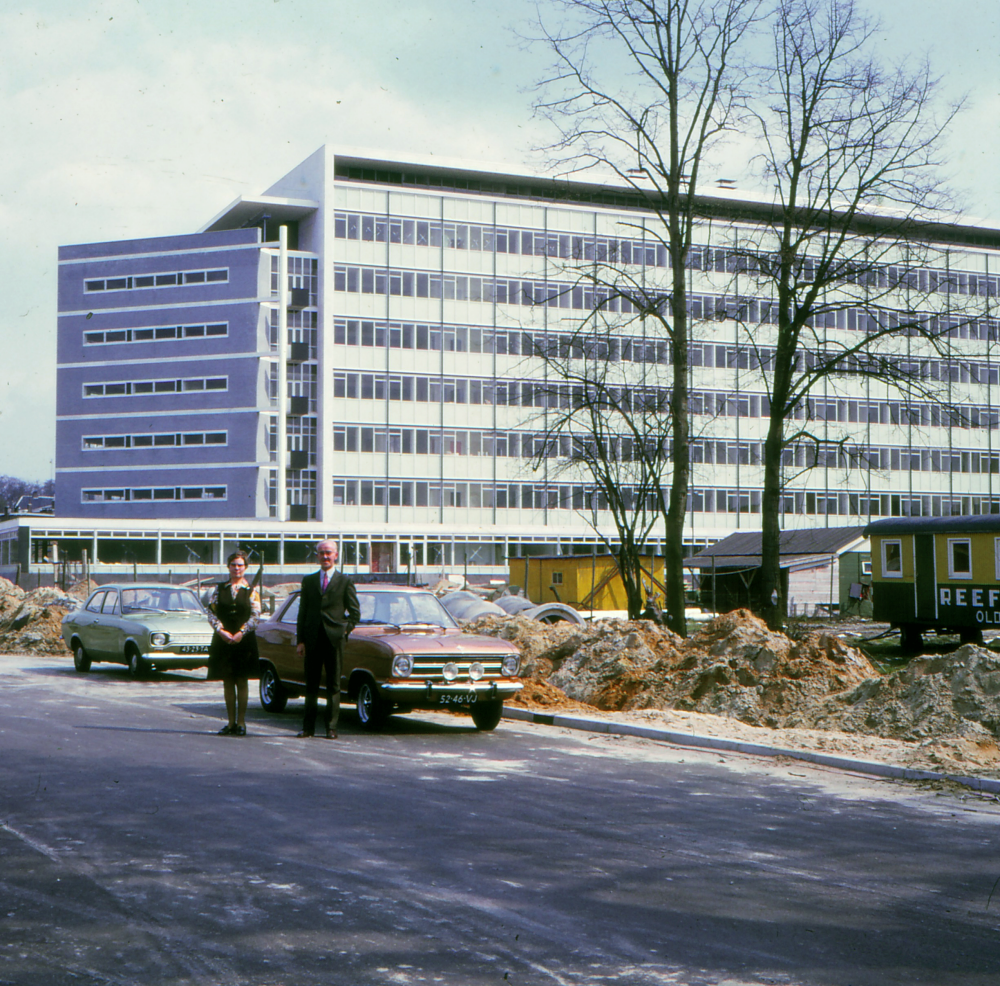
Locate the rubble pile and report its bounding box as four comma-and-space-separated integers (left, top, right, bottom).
0, 578, 75, 655
467, 608, 880, 726
462, 614, 591, 680
468, 608, 1000, 765
809, 645, 1000, 743
0, 576, 26, 623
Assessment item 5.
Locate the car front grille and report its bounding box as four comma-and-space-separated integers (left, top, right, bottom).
163, 632, 213, 647
411, 658, 506, 682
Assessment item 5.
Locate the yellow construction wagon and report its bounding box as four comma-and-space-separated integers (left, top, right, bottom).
864, 516, 1000, 650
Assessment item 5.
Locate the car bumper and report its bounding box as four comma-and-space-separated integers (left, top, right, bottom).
146, 649, 212, 668
380, 680, 523, 703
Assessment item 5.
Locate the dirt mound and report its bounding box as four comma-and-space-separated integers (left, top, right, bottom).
0, 576, 26, 623
464, 614, 592, 679
468, 609, 1000, 762
467, 608, 880, 728
506, 678, 597, 713
808, 645, 1000, 742
0, 584, 76, 655
657, 610, 879, 727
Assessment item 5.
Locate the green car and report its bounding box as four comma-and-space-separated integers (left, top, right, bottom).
61, 583, 214, 679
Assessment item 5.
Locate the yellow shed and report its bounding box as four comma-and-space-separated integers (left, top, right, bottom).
508, 554, 666, 611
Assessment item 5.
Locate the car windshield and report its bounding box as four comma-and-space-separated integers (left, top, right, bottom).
121, 588, 204, 614
356, 591, 457, 629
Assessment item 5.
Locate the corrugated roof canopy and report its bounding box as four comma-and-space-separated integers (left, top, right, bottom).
684, 527, 867, 570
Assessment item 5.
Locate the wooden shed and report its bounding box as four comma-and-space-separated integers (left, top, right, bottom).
684, 527, 870, 617
508, 554, 666, 611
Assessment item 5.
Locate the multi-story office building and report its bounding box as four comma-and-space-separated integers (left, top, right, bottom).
4, 144, 998, 582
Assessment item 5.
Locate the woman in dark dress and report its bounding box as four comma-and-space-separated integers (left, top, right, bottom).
207, 551, 261, 736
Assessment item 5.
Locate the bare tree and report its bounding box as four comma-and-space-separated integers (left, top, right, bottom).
532, 0, 761, 634
0, 475, 51, 513
733, 0, 961, 629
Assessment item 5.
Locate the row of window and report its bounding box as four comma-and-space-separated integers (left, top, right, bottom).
335, 212, 673, 267
328, 478, 996, 518
880, 537, 990, 581
332, 264, 995, 338
83, 269, 228, 292
780, 493, 1000, 519
329, 421, 1000, 475
785, 396, 998, 430
82, 432, 228, 450
333, 210, 997, 298
332, 318, 1000, 382
331, 370, 764, 415
334, 426, 572, 457
83, 323, 228, 346
696, 344, 1000, 384
330, 368, 1000, 430
82, 377, 227, 398
784, 444, 1000, 474
80, 486, 227, 503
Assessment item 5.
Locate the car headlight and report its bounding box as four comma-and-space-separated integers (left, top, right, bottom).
150, 632, 168, 646
392, 654, 413, 678
501, 654, 520, 677
468, 662, 484, 681
442, 662, 459, 682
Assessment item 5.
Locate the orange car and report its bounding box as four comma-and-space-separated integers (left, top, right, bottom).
256, 584, 522, 731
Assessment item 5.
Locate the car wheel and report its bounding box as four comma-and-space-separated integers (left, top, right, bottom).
470, 698, 503, 731
960, 627, 984, 646
356, 679, 387, 730
73, 644, 92, 673
259, 665, 288, 713
127, 647, 148, 680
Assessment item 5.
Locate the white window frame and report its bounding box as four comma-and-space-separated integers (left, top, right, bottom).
947, 537, 973, 580
881, 539, 903, 578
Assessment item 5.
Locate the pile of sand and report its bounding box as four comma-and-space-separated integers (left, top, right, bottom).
467, 608, 878, 728
467, 609, 1000, 768
0, 578, 75, 655
809, 645, 1000, 743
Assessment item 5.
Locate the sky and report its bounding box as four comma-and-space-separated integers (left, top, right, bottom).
1, 0, 997, 482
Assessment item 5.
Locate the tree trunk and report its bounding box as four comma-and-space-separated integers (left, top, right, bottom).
760, 413, 785, 630
618, 546, 645, 620
664, 243, 690, 637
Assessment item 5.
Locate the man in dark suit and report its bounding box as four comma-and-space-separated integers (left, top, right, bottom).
296, 539, 360, 739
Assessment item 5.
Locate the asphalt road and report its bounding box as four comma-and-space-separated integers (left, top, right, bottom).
2, 653, 1000, 986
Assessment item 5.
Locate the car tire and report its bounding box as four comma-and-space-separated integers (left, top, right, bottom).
127, 647, 148, 680
470, 698, 503, 731
73, 644, 92, 673
960, 627, 984, 646
259, 665, 288, 713
356, 679, 387, 730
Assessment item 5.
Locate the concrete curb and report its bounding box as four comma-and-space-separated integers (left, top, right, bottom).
503, 707, 1000, 795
